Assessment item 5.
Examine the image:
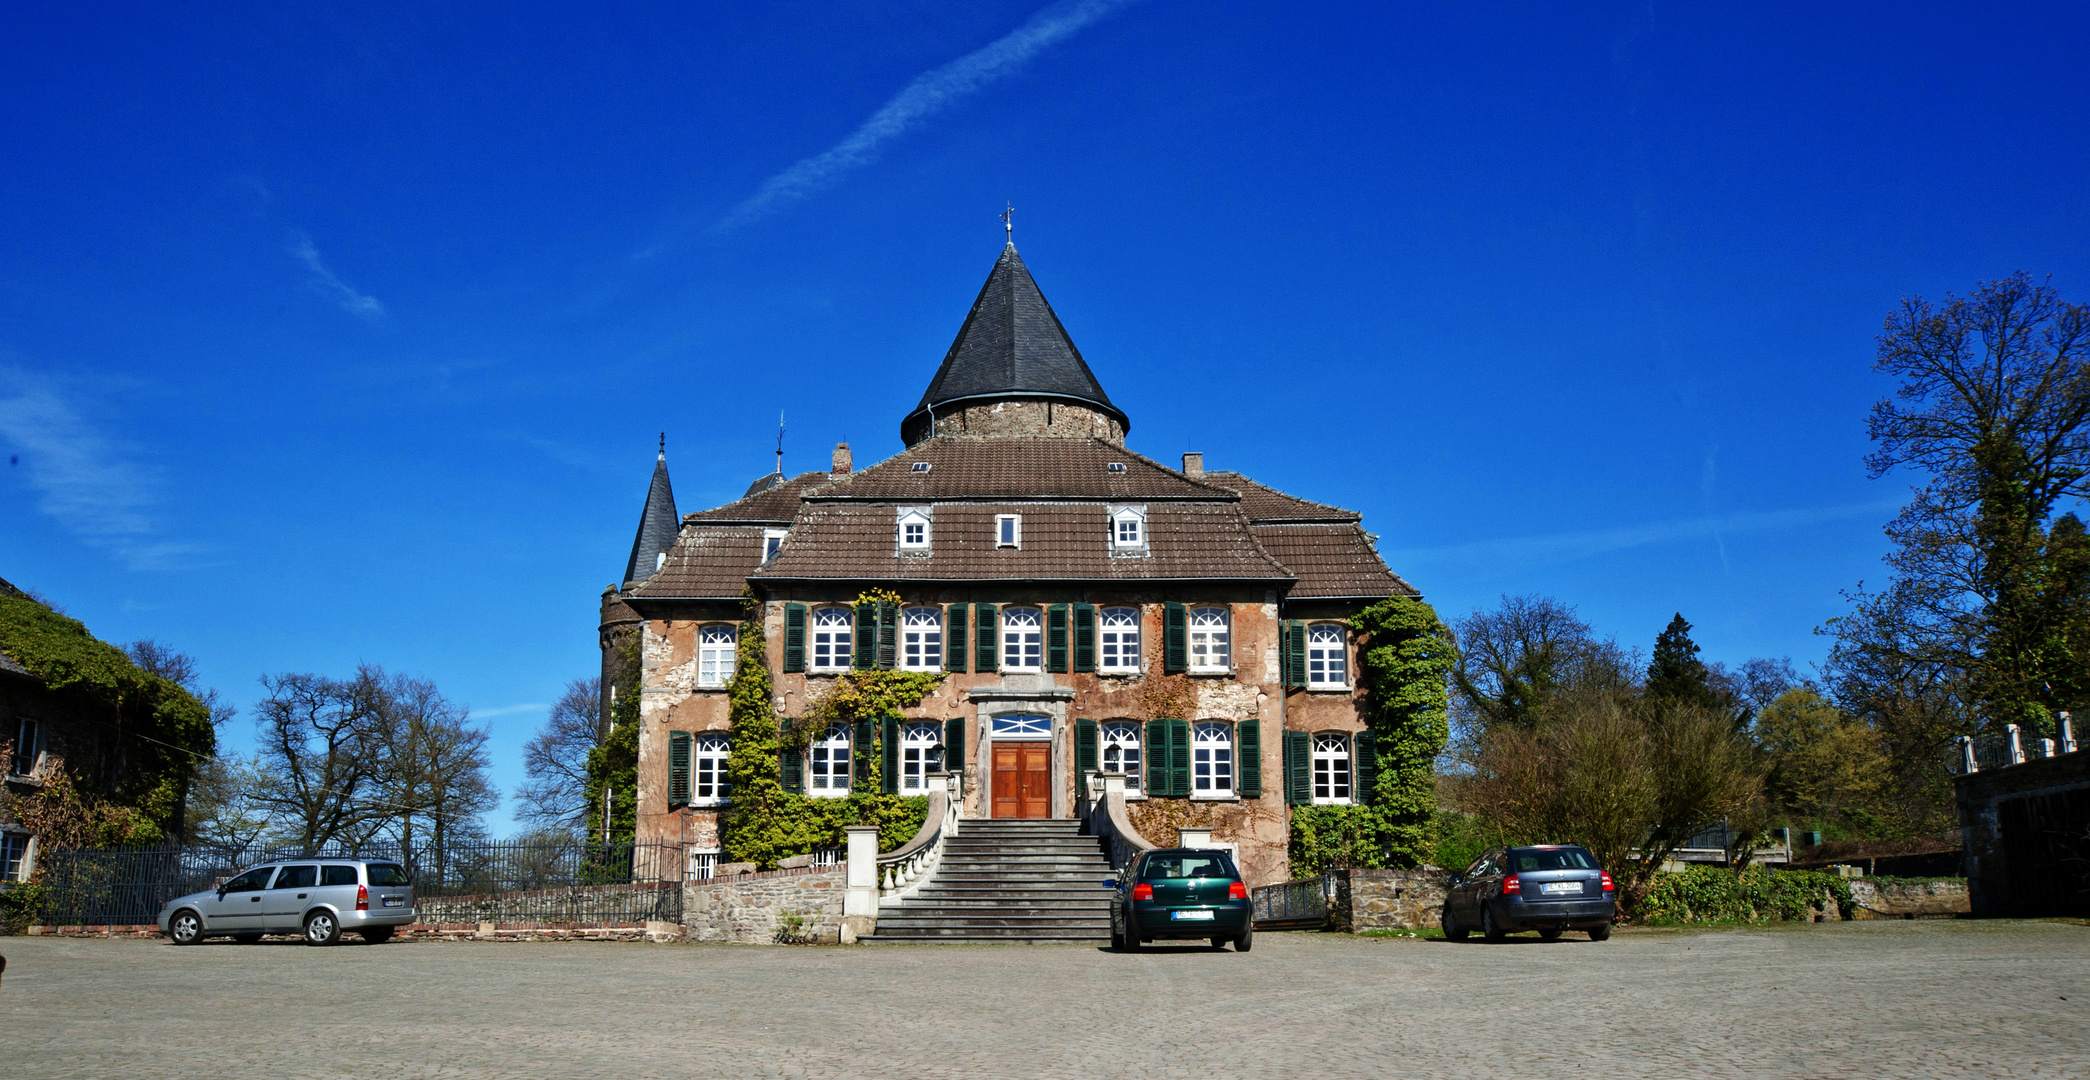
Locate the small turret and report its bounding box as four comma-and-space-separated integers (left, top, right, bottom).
622, 438, 679, 586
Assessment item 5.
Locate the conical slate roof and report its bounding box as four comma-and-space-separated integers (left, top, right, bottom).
901, 243, 1127, 442
622, 452, 679, 585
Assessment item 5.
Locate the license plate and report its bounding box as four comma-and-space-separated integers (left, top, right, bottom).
382, 897, 405, 907
1171, 909, 1215, 921
1541, 882, 1581, 896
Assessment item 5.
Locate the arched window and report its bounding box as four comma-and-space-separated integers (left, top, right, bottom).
1308, 623, 1348, 688
1188, 607, 1231, 672
1192, 721, 1234, 797
697, 625, 737, 687
899, 721, 944, 792
1312, 733, 1351, 804
901, 607, 943, 671
810, 607, 852, 672
1101, 721, 1143, 793
1001, 607, 1043, 671
1099, 607, 1141, 672
809, 724, 851, 797
693, 733, 732, 804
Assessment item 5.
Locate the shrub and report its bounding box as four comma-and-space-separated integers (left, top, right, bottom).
1637, 864, 1854, 925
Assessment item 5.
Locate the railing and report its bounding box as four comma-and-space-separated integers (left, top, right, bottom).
20, 837, 686, 928
1952, 715, 2078, 776
1083, 771, 1156, 871
1252, 876, 1330, 930
876, 772, 957, 905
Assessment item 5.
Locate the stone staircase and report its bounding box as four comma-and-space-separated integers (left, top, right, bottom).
861, 819, 1117, 945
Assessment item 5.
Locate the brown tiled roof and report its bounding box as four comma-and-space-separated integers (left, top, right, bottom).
626, 525, 768, 600
685, 472, 833, 524
752, 502, 1292, 582
804, 437, 1235, 502
1201, 471, 1360, 523
1252, 523, 1416, 600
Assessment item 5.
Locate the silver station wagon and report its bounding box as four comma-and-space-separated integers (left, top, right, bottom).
158, 859, 417, 946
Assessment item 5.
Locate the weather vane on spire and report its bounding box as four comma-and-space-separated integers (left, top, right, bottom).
775, 410, 786, 476
658, 431, 665, 456
1001, 203, 1014, 244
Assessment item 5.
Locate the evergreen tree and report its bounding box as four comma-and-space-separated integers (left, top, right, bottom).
1646, 613, 1723, 712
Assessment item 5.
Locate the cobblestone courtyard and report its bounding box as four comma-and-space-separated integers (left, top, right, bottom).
3, 920, 2087, 1078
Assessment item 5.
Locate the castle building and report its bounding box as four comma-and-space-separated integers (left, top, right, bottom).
599, 243, 1416, 887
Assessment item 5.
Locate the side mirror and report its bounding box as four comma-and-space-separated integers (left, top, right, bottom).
1447, 874, 1462, 887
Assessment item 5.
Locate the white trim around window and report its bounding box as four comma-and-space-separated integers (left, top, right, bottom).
1312, 733, 1353, 805
1111, 505, 1147, 550
897, 506, 931, 552
1307, 622, 1349, 689
900, 606, 943, 671
763, 528, 788, 563
692, 732, 732, 806
687, 849, 721, 881
810, 606, 853, 672
1101, 721, 1143, 796
809, 724, 851, 797
1001, 606, 1043, 672
1188, 607, 1231, 673
996, 514, 1022, 548
899, 721, 944, 792
696, 624, 737, 688
1098, 606, 1141, 673
1191, 721, 1234, 798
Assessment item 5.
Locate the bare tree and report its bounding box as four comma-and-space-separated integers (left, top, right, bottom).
367, 671, 497, 861
250, 670, 384, 850
514, 677, 605, 831
183, 754, 274, 850
1450, 595, 1639, 737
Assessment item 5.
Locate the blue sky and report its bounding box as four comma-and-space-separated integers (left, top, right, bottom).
4, 2, 2087, 833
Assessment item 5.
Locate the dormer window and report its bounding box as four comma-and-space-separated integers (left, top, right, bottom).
1109, 505, 1147, 552
910, 462, 933, 473
1106, 462, 1126, 473
896, 507, 932, 552
763, 529, 788, 562
996, 514, 1021, 548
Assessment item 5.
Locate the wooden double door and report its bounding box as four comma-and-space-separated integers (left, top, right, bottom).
992, 741, 1053, 819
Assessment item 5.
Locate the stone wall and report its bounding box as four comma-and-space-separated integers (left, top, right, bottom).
1955, 749, 2090, 917
1326, 867, 1448, 932
1848, 878, 1971, 920
683, 865, 846, 944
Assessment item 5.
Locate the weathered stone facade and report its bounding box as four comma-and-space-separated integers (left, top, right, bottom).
1848, 877, 1971, 919
1325, 867, 1450, 932
1954, 747, 2090, 917
683, 866, 846, 944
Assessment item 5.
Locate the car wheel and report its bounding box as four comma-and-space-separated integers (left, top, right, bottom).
1210, 935, 1228, 949
361, 926, 394, 944
233, 933, 264, 945
1440, 906, 1469, 942
1538, 929, 1562, 942
1588, 922, 1612, 942
1234, 924, 1253, 952
1481, 903, 1507, 943
304, 910, 341, 946
169, 909, 204, 946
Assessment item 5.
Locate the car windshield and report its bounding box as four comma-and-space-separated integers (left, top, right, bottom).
221, 867, 275, 893
367, 863, 411, 887
1142, 854, 1232, 881
1514, 849, 1597, 871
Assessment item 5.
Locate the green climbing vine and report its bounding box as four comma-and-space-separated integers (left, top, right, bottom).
1286, 595, 1458, 875
720, 595, 938, 869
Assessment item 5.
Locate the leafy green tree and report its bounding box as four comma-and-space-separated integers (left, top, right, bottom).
1755, 688, 1893, 838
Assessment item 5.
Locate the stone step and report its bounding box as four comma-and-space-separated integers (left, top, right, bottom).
863, 925, 1111, 938
911, 891, 1117, 902
877, 913, 1113, 927
860, 936, 1108, 945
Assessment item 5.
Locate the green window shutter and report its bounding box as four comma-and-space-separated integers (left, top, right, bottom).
853, 603, 876, 669
668, 731, 692, 807
1163, 602, 1188, 674
1073, 603, 1096, 672
1284, 731, 1310, 805
1145, 719, 1170, 795
1075, 718, 1099, 779
1284, 620, 1307, 689
853, 716, 875, 789
945, 605, 968, 672
881, 716, 901, 795
1168, 718, 1191, 798
944, 717, 966, 778
1353, 732, 1377, 805
783, 603, 807, 673
876, 601, 898, 670
1047, 604, 1070, 673
975, 604, 999, 672
1237, 719, 1261, 799
780, 749, 803, 794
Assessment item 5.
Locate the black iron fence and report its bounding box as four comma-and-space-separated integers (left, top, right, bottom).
1252, 876, 1329, 930
9, 837, 687, 928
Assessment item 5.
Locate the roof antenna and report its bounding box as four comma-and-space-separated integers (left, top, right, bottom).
775, 410, 785, 476
1001, 203, 1014, 246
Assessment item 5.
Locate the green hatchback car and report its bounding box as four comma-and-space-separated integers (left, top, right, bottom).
1113, 848, 1253, 952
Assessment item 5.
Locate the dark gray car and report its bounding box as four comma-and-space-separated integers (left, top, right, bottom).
158, 859, 416, 946
1440, 845, 1615, 942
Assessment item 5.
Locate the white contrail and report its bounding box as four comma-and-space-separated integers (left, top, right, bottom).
1383, 501, 1901, 576
291, 234, 385, 321
714, 0, 1138, 232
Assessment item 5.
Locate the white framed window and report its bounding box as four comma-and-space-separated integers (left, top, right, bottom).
809, 724, 851, 796
901, 607, 943, 671
996, 514, 1022, 547
1188, 607, 1231, 672
763, 528, 788, 562
992, 714, 1052, 738
1191, 722, 1234, 798
1101, 721, 1143, 794
1308, 623, 1348, 688
1001, 607, 1043, 671
1312, 733, 1352, 805
1, 831, 30, 881
697, 625, 737, 687
687, 849, 719, 881
1099, 607, 1141, 672
8, 716, 38, 777
692, 733, 731, 804
1111, 506, 1146, 549
899, 721, 944, 791
897, 508, 931, 551
810, 607, 852, 672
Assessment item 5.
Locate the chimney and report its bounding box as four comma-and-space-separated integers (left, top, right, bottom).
831, 442, 853, 475
1181, 451, 1204, 478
